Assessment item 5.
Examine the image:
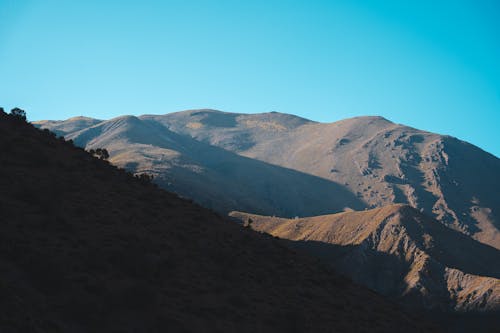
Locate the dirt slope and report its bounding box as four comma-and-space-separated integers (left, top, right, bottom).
1, 112, 438, 332
230, 205, 500, 312
36, 113, 364, 216
34, 109, 500, 249
233, 115, 500, 249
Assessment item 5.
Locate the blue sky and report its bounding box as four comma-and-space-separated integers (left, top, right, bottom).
1, 0, 499, 156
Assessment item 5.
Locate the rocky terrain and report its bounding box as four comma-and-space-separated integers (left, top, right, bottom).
230, 205, 500, 313
35, 109, 500, 249
1, 111, 439, 332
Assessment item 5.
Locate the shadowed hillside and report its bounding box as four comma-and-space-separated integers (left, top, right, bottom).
35, 110, 500, 249
0, 111, 438, 332
230, 205, 500, 313
36, 113, 365, 216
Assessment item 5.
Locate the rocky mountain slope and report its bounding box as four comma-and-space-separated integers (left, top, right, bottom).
35, 109, 500, 249
1, 111, 438, 332
230, 205, 500, 313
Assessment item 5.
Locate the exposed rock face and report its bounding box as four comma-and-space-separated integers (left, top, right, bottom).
34, 109, 500, 249
230, 205, 500, 312
1, 112, 438, 332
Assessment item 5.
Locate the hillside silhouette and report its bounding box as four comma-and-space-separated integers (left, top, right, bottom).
0, 111, 438, 332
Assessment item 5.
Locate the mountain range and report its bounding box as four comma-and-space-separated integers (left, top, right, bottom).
3, 107, 497, 331
1, 110, 438, 332
35, 109, 500, 250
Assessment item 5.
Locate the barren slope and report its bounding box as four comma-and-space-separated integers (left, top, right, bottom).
2, 112, 437, 332
36, 113, 364, 216
34, 116, 102, 137
155, 111, 500, 249
230, 205, 500, 312
34, 109, 500, 249
236, 116, 500, 249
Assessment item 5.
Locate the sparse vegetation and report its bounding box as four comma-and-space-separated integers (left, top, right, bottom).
9, 107, 27, 121
89, 148, 110, 160
42, 128, 56, 137
135, 173, 154, 184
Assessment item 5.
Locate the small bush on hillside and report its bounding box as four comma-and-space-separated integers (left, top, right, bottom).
135, 173, 154, 184
42, 128, 56, 137
10, 107, 27, 121
245, 218, 253, 229
89, 148, 110, 160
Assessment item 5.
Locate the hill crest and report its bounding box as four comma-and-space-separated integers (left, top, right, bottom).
230, 205, 500, 312
35, 110, 500, 249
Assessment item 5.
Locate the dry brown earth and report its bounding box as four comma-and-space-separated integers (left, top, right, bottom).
35, 109, 500, 249
230, 205, 500, 312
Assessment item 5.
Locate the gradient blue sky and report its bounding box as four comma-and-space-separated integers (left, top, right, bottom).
1, 0, 499, 156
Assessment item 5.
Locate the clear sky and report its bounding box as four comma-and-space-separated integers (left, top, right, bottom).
1, 0, 499, 156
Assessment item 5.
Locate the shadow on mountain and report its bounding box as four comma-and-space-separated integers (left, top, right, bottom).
156, 133, 368, 217
231, 205, 500, 321
436, 137, 500, 232
189, 110, 239, 127
279, 239, 412, 297
395, 206, 500, 279
276, 236, 499, 315
71, 116, 368, 217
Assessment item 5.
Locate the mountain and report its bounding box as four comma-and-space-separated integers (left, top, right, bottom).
34, 116, 102, 136
0, 112, 438, 332
34, 109, 500, 249
229, 205, 500, 313
35, 113, 364, 217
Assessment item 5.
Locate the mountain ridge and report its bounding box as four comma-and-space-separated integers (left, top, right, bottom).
34, 109, 500, 249
229, 204, 500, 312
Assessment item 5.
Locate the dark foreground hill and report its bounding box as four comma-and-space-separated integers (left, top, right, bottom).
0, 113, 438, 332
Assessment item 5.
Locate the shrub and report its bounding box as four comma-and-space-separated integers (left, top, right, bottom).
135, 173, 154, 184
88, 148, 109, 160
10, 107, 27, 121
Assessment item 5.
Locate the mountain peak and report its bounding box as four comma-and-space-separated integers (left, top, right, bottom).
66, 115, 100, 122
329, 115, 395, 127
